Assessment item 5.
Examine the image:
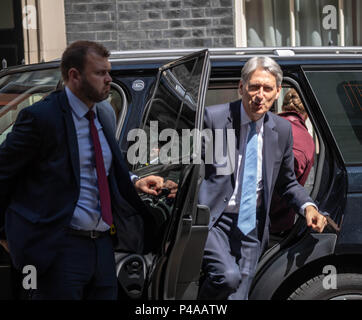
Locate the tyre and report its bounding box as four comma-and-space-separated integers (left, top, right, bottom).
288, 273, 362, 300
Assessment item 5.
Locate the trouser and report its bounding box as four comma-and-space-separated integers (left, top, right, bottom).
198, 212, 262, 300
30, 232, 118, 300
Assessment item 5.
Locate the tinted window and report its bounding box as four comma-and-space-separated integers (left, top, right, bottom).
305, 70, 362, 164
126, 53, 208, 241
132, 56, 205, 168
206, 86, 240, 106
107, 87, 124, 122
107, 83, 128, 140
0, 68, 61, 144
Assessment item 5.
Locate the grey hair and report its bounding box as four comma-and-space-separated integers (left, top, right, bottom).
241, 56, 283, 87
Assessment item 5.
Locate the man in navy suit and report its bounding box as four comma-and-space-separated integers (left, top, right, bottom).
0, 41, 163, 299
198, 56, 327, 300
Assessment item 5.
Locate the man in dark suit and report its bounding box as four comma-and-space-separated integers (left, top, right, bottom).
0, 41, 163, 299
198, 56, 327, 300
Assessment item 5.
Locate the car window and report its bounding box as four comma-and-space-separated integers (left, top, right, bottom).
108, 87, 123, 121
133, 58, 203, 169
206, 82, 240, 106
0, 68, 61, 144
0, 68, 127, 144
127, 54, 208, 240
304, 70, 362, 164
106, 83, 128, 140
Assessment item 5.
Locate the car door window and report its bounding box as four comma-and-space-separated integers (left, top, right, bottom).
106, 83, 128, 140
304, 70, 362, 164
127, 52, 210, 250
131, 50, 210, 300
131, 58, 202, 201
0, 68, 61, 144
131, 57, 207, 170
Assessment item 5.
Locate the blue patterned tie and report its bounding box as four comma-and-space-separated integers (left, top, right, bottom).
237, 121, 258, 235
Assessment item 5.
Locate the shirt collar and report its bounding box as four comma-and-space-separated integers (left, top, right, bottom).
65, 86, 97, 120
240, 100, 264, 132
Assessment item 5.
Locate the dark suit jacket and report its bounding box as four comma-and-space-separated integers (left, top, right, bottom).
270, 111, 315, 233
198, 100, 314, 249
0, 89, 151, 274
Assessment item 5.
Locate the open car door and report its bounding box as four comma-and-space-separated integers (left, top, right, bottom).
126, 50, 211, 300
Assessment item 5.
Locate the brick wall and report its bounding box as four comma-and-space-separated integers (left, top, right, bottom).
64, 0, 235, 51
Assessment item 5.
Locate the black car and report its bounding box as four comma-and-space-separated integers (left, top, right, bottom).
0, 47, 362, 300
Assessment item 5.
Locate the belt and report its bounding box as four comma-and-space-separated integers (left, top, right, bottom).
66, 228, 109, 239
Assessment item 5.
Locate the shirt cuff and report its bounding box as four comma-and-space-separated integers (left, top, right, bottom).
299, 202, 318, 216
130, 173, 139, 184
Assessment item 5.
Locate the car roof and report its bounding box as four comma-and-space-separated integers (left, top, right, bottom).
109, 46, 362, 60
1, 46, 362, 76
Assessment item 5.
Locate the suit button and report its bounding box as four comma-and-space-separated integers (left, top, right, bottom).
212, 217, 216, 221
224, 197, 228, 202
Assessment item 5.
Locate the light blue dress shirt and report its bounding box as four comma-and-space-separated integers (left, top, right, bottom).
65, 86, 112, 231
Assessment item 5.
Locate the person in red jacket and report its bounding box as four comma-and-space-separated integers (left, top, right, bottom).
270, 88, 316, 235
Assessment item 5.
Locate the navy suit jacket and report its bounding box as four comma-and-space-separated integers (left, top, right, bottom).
198, 100, 313, 248
0, 89, 151, 274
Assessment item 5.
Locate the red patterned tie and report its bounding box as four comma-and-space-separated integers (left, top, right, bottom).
86, 110, 113, 226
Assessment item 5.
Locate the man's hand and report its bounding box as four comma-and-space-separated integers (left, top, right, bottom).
0, 240, 9, 253
164, 180, 178, 198
134, 175, 164, 196
305, 206, 327, 233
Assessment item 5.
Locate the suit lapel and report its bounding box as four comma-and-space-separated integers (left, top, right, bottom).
59, 90, 80, 190
228, 100, 241, 180
263, 112, 278, 208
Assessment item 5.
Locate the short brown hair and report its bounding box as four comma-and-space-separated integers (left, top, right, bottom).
282, 88, 306, 116
60, 40, 110, 81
